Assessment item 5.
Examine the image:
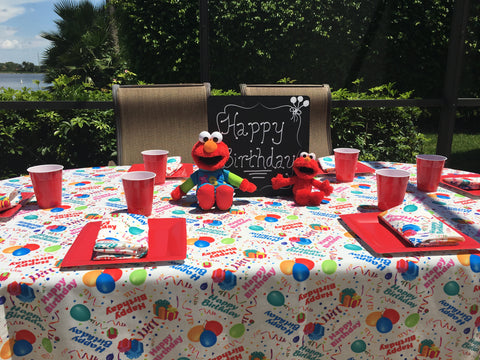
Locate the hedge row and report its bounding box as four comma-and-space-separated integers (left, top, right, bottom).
0, 77, 426, 179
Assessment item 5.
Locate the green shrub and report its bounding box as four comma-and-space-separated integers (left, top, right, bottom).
211, 89, 240, 96
112, 1, 480, 99
331, 81, 426, 163
0, 76, 116, 179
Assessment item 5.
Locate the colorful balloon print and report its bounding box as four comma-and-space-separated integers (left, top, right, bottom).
366, 311, 383, 326
229, 323, 245, 338
15, 330, 36, 344
0, 339, 14, 359
44, 244, 62, 253
383, 308, 400, 324
292, 262, 310, 282
12, 340, 32, 357
187, 325, 204, 342
188, 321, 222, 347
129, 226, 144, 235
194, 240, 210, 248
103, 268, 123, 281
444, 281, 460, 296
82, 269, 121, 294
322, 259, 337, 274
82, 270, 102, 287
0, 163, 478, 359
405, 313, 420, 328
8, 329, 37, 357
267, 291, 285, 306
205, 321, 223, 336
376, 317, 393, 333
129, 269, 147, 285
295, 258, 315, 270
457, 253, 470, 266
199, 330, 217, 347
12, 248, 30, 256
344, 244, 362, 251
41, 338, 52, 353
470, 254, 480, 273
366, 310, 395, 333
351, 339, 367, 353
96, 273, 115, 294
70, 304, 91, 322
280, 260, 295, 275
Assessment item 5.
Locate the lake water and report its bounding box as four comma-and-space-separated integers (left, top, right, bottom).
0, 73, 51, 91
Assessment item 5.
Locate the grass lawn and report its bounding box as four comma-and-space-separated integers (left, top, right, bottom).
422, 132, 480, 173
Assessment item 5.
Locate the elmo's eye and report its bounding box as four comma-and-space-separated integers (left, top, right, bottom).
300, 152, 309, 158
211, 132, 223, 143
199, 131, 210, 143
309, 153, 316, 160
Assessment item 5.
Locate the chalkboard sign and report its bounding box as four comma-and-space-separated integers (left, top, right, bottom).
208, 96, 310, 197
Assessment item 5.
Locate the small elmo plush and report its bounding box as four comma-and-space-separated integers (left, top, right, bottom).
171, 131, 257, 210
271, 152, 333, 206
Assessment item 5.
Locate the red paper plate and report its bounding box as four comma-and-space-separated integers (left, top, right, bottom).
318, 162, 375, 175
340, 212, 480, 256
0, 192, 34, 218
60, 218, 187, 267
129, 163, 193, 178
440, 174, 480, 196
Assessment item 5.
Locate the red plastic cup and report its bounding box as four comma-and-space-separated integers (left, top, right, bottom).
142, 150, 169, 185
416, 154, 447, 192
122, 171, 156, 216
376, 169, 410, 210
27, 164, 64, 209
334, 148, 360, 182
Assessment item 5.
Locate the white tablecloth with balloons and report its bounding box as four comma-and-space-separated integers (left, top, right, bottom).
0, 162, 479, 360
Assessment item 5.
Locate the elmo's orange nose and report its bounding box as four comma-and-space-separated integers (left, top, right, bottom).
203, 139, 217, 153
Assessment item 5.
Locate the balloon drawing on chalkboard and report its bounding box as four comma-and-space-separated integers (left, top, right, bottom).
289, 96, 309, 147
289, 96, 310, 122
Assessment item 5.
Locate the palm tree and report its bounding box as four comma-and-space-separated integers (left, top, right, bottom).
41, 0, 120, 89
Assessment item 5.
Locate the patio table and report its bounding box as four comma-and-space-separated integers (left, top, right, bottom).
0, 161, 479, 359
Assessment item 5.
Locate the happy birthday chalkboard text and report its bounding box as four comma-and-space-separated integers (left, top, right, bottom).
208, 96, 309, 196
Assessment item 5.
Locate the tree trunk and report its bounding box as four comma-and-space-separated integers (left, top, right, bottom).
106, 0, 120, 55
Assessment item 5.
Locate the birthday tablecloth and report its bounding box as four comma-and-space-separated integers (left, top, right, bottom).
0, 162, 479, 360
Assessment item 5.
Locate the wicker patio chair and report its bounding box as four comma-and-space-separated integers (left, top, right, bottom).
113, 83, 210, 165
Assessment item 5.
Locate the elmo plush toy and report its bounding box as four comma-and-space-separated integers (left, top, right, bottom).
171, 131, 257, 210
271, 152, 333, 206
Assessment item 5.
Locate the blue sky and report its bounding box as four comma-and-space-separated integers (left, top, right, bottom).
0, 0, 105, 65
